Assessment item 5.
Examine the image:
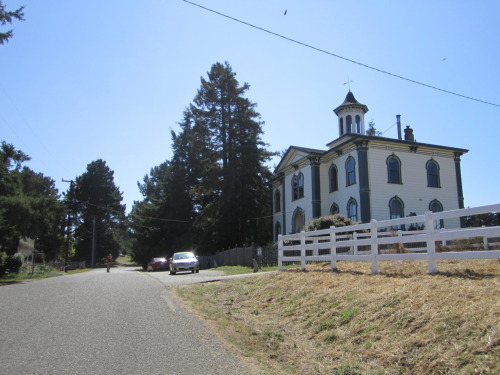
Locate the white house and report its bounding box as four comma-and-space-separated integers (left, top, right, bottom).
272, 91, 468, 238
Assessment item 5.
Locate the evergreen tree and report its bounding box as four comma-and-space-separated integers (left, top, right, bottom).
0, 1, 25, 45
190, 62, 274, 253
66, 159, 126, 264
167, 113, 203, 248
0, 141, 27, 253
130, 113, 202, 267
20, 168, 65, 259
0, 141, 65, 258
130, 62, 274, 258
130, 161, 177, 268
366, 120, 382, 136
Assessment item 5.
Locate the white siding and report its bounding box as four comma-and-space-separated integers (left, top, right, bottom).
320, 151, 360, 219
276, 163, 314, 234
368, 147, 461, 227
274, 137, 465, 234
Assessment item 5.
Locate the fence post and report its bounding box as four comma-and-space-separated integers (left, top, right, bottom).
300, 231, 306, 271
352, 232, 358, 255
398, 230, 403, 252
370, 219, 379, 274
329, 226, 337, 271
278, 235, 283, 271
483, 235, 489, 250
424, 211, 437, 274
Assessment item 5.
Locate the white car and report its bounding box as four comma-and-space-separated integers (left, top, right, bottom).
169, 252, 200, 275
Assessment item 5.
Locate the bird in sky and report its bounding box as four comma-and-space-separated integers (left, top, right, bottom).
284, 10, 287, 15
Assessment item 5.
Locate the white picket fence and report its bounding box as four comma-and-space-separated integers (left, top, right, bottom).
278, 203, 500, 274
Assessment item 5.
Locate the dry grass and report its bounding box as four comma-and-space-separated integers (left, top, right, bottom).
173, 260, 500, 375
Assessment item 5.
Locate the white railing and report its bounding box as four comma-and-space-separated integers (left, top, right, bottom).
278, 203, 500, 274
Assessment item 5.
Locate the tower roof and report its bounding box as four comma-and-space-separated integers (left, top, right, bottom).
333, 91, 368, 115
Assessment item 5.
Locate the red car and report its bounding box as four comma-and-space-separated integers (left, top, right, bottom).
146, 257, 169, 272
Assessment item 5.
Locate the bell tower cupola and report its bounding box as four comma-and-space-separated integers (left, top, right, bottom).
333, 91, 369, 137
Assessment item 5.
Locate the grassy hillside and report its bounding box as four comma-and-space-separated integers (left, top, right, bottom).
174, 259, 499, 375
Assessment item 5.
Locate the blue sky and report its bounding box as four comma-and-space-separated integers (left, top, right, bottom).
1, 0, 499, 213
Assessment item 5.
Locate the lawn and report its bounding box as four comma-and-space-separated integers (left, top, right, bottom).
174, 259, 500, 375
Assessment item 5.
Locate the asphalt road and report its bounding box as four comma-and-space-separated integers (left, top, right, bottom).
0, 266, 255, 375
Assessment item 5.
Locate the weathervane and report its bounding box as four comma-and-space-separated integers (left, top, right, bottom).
343, 76, 353, 91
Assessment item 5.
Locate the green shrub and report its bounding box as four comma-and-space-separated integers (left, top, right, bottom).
1, 253, 25, 275
304, 214, 357, 232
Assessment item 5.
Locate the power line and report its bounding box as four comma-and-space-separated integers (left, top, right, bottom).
182, 0, 500, 108
0, 82, 64, 160
381, 122, 397, 136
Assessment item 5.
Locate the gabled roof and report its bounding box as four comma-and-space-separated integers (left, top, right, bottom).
273, 145, 324, 174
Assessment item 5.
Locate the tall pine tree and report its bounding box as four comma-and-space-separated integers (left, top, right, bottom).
130, 110, 204, 267
66, 159, 126, 264
130, 62, 274, 258
191, 62, 273, 253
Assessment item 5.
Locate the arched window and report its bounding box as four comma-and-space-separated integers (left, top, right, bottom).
329, 164, 338, 192
339, 118, 344, 136
346, 115, 352, 133
429, 199, 444, 229
347, 198, 358, 222
330, 203, 340, 215
292, 173, 304, 201
274, 190, 281, 212
298, 173, 304, 198
389, 196, 404, 220
346, 157, 356, 186
426, 159, 440, 188
355, 115, 361, 133
292, 207, 305, 233
387, 154, 402, 184
274, 221, 282, 240
389, 196, 404, 229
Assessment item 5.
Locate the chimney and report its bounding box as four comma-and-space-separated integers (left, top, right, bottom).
396, 115, 402, 140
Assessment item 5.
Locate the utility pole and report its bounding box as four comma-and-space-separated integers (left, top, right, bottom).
62, 179, 74, 272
